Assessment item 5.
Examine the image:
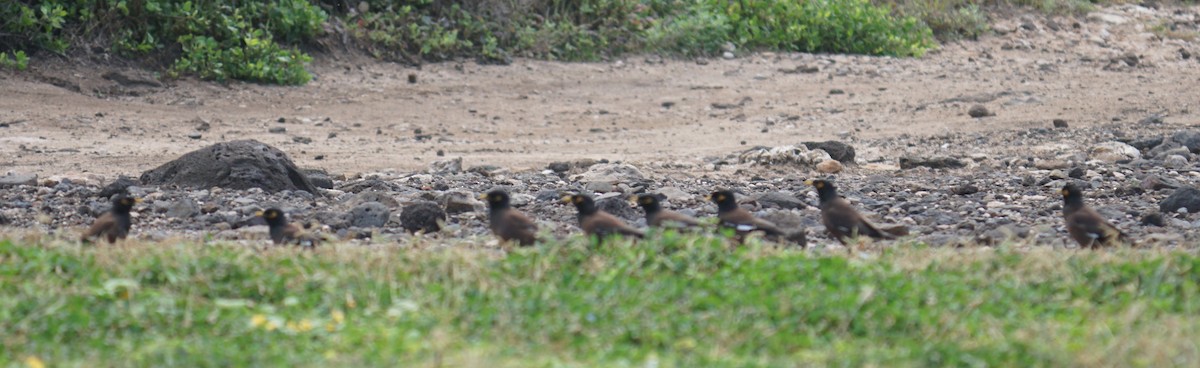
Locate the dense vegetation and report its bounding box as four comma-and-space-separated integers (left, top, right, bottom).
1, 0, 1062, 84
2, 234, 1199, 366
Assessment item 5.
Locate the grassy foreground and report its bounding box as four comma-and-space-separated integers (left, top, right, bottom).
2, 233, 1199, 367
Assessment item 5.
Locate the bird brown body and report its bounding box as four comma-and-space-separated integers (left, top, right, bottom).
806, 179, 897, 244
1061, 183, 1132, 248
634, 194, 702, 229
707, 190, 787, 239
257, 208, 319, 247
564, 194, 644, 239
81, 195, 140, 244
482, 190, 539, 246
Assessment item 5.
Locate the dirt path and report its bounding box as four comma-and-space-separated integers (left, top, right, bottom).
2, 4, 1198, 181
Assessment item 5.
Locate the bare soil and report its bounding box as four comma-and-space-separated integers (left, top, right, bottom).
2, 5, 1199, 181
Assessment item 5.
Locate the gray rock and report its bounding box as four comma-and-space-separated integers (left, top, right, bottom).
304, 169, 334, 189
140, 140, 319, 194
429, 157, 462, 175
98, 176, 137, 199
400, 201, 445, 233
1128, 136, 1163, 152
349, 202, 391, 228
165, 198, 200, 218
1140, 175, 1180, 191
547, 162, 571, 173
802, 141, 855, 164
1160, 187, 1200, 214
1141, 213, 1165, 227
1164, 155, 1189, 169
584, 181, 617, 193
755, 192, 807, 209
574, 163, 645, 184
655, 187, 691, 201
899, 156, 966, 170
0, 173, 37, 187
1052, 119, 1068, 128
1170, 130, 1200, 153
951, 184, 979, 195
442, 191, 482, 215
345, 191, 400, 208
509, 193, 535, 207
595, 196, 639, 221
535, 190, 562, 202
968, 105, 992, 118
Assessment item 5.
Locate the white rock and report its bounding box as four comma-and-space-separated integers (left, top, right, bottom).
1088, 13, 1129, 25
1164, 155, 1189, 169
1088, 141, 1141, 163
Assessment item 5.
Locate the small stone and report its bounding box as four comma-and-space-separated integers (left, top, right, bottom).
400, 201, 445, 233
595, 196, 639, 221
968, 105, 992, 118
1034, 159, 1069, 170
268, 127, 287, 134
187, 133, 202, 140
1052, 119, 1068, 128
655, 187, 690, 201
1141, 213, 1165, 227
165, 198, 200, 218
1089, 141, 1141, 163
304, 169, 335, 189
547, 162, 571, 173
407, 74, 418, 84
292, 136, 313, 144
1164, 155, 1189, 169
584, 181, 616, 193
815, 159, 843, 174
1067, 167, 1086, 179
1160, 187, 1200, 214
442, 192, 482, 215
950, 184, 979, 195
986, 201, 1005, 208
756, 192, 807, 210
899, 156, 966, 170
829, 89, 845, 95
349, 202, 391, 228
0, 173, 37, 187
802, 141, 856, 164
722, 51, 735, 59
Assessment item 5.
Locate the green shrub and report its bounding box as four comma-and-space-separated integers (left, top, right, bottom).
0, 0, 325, 85
0, 50, 30, 70
720, 0, 934, 57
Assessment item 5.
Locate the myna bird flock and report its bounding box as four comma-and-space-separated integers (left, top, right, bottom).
77, 179, 1133, 249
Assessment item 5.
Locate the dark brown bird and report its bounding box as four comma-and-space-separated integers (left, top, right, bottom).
1061, 183, 1132, 248
707, 190, 786, 238
81, 194, 140, 244
563, 194, 644, 239
806, 179, 896, 244
481, 190, 538, 246
633, 194, 702, 230
256, 208, 319, 247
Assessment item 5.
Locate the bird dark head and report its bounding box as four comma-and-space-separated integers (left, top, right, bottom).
706, 189, 739, 212
1061, 183, 1084, 206
111, 194, 141, 213
805, 179, 839, 202
256, 208, 287, 226
481, 190, 511, 209
562, 194, 597, 215
634, 194, 662, 212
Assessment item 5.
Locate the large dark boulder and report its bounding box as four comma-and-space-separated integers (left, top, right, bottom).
140, 140, 319, 194
803, 141, 856, 164
1160, 187, 1200, 214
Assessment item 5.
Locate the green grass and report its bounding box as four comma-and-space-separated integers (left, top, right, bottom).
2, 233, 1199, 367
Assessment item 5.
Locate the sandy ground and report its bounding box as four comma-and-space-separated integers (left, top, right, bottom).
2, 4, 1199, 181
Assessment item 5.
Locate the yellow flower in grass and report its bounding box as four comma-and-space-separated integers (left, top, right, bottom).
331, 309, 345, 324
250, 314, 267, 328
297, 319, 314, 332
24, 356, 45, 368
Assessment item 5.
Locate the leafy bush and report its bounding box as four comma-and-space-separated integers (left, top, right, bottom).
720, 0, 934, 57
0, 50, 30, 70
0, 0, 325, 84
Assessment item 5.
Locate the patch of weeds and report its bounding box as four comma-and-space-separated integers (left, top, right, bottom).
0, 50, 30, 70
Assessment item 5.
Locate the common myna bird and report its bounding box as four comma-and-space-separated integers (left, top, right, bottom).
1061, 183, 1132, 248
256, 208, 319, 247
563, 194, 644, 239
707, 189, 786, 239
481, 190, 538, 246
806, 179, 896, 244
633, 193, 702, 229
81, 194, 140, 244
